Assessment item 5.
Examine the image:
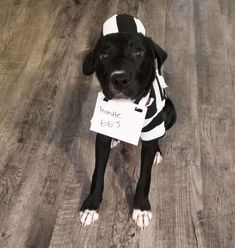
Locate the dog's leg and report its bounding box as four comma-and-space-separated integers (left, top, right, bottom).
132, 139, 160, 229
80, 133, 111, 226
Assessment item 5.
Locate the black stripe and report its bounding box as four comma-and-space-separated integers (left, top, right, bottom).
156, 76, 164, 101
163, 89, 166, 97
116, 14, 137, 33
142, 110, 164, 133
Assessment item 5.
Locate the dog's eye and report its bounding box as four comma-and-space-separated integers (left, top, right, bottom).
99, 52, 110, 60
132, 50, 144, 58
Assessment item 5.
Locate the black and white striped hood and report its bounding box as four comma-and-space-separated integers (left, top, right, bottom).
102, 14, 146, 36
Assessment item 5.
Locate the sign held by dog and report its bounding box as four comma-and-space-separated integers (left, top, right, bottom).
90, 92, 147, 145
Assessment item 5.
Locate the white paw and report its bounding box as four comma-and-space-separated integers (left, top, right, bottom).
79, 210, 99, 226
132, 209, 153, 229
111, 139, 120, 149
153, 152, 163, 165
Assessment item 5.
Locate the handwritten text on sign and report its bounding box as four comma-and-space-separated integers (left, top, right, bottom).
90, 92, 147, 145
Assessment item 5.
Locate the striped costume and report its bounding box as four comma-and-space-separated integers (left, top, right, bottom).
141, 71, 168, 141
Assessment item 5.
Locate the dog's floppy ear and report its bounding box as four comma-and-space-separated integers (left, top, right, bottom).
83, 51, 95, 76
83, 38, 102, 75
146, 38, 167, 75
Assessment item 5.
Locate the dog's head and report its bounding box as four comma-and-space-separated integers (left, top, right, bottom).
83, 14, 167, 101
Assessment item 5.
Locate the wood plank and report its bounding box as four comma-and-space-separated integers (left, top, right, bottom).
163, 0, 206, 247
193, 0, 235, 247
0, 1, 80, 247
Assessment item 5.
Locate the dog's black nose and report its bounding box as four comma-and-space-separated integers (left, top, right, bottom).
111, 72, 129, 90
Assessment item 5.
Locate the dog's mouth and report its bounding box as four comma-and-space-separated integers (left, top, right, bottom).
108, 85, 132, 100
112, 92, 130, 100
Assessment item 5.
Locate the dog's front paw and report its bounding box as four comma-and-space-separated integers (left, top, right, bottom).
153, 151, 163, 165
132, 209, 153, 229
79, 209, 99, 226
79, 194, 101, 226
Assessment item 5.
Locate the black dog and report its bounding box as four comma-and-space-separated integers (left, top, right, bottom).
80, 14, 176, 228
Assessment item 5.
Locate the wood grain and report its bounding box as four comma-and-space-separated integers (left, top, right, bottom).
0, 0, 234, 247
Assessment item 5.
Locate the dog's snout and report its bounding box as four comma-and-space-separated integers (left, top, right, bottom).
110, 72, 129, 90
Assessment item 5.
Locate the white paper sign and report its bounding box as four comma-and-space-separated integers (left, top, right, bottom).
90, 92, 148, 145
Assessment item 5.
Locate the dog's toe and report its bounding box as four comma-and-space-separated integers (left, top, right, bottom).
111, 139, 120, 149
79, 209, 99, 226
132, 209, 152, 229
153, 152, 163, 165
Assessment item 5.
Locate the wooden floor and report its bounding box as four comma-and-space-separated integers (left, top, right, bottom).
0, 0, 234, 247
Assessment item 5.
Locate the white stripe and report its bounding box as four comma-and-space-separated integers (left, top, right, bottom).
103, 15, 118, 36
138, 91, 150, 107
156, 70, 168, 88
141, 121, 165, 141
134, 17, 146, 36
